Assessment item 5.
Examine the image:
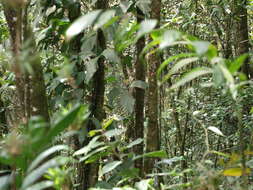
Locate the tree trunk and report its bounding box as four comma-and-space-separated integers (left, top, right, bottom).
234, 0, 252, 78
2, 2, 49, 124
80, 1, 108, 189
144, 0, 162, 175
133, 7, 146, 176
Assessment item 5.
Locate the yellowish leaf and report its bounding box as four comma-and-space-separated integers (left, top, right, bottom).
223, 168, 250, 177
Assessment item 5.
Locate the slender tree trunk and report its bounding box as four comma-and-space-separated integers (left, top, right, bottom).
133, 7, 146, 176
144, 0, 162, 175
2, 1, 49, 123
81, 1, 108, 189
234, 0, 252, 78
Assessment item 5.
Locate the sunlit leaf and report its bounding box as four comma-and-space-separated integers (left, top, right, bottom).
28, 145, 70, 172
94, 10, 116, 30
208, 126, 224, 136
223, 168, 250, 177
48, 104, 82, 140
126, 138, 143, 149
22, 157, 70, 188
104, 128, 126, 138
162, 57, 199, 81
192, 41, 210, 55
101, 161, 122, 176
66, 10, 102, 40
157, 53, 196, 77
25, 181, 54, 190
167, 67, 213, 88
130, 80, 148, 89
137, 19, 157, 39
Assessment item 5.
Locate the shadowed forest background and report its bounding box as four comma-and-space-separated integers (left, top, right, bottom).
0, 0, 253, 189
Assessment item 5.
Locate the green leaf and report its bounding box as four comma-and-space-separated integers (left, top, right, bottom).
130, 80, 148, 89
169, 67, 213, 89
159, 30, 181, 49
137, 19, 157, 39
229, 54, 248, 74
126, 138, 143, 149
0, 175, 10, 190
80, 146, 109, 162
192, 41, 210, 55
223, 168, 250, 177
104, 128, 126, 138
120, 1, 133, 13
208, 126, 224, 136
157, 53, 196, 78
102, 49, 120, 64
86, 57, 99, 82
66, 10, 102, 40
48, 104, 82, 140
136, 0, 152, 15
142, 150, 167, 158
135, 179, 153, 190
22, 157, 70, 189
25, 181, 54, 190
103, 118, 115, 130
162, 57, 199, 82
101, 161, 122, 176
74, 136, 103, 156
120, 91, 135, 113
28, 145, 70, 173
94, 10, 116, 30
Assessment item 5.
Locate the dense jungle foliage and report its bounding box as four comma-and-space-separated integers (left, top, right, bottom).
0, 0, 253, 189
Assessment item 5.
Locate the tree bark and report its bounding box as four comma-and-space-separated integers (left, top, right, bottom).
80, 1, 108, 189
144, 0, 162, 175
2, 2, 49, 124
133, 7, 146, 176
234, 0, 252, 78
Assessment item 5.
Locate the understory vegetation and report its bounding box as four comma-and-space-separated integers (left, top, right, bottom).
0, 0, 253, 189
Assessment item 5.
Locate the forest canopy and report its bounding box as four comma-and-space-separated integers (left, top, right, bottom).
0, 0, 253, 189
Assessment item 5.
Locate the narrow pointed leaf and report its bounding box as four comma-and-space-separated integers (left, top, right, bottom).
168, 67, 213, 89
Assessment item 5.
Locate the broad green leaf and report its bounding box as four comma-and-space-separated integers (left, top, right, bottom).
0, 175, 10, 190
25, 181, 54, 190
86, 57, 99, 82
104, 128, 126, 138
103, 118, 115, 130
94, 10, 116, 30
28, 145, 70, 172
80, 146, 109, 162
136, 0, 151, 15
101, 161, 122, 176
126, 138, 143, 149
130, 80, 148, 89
160, 30, 181, 49
120, 91, 135, 113
229, 54, 248, 74
74, 136, 103, 156
137, 19, 157, 39
120, 1, 133, 13
209, 151, 230, 158
208, 126, 224, 136
157, 53, 196, 78
169, 67, 213, 89
47, 104, 82, 140
22, 157, 70, 189
162, 57, 199, 81
192, 41, 210, 55
157, 156, 184, 165
66, 10, 102, 40
223, 168, 250, 177
102, 49, 120, 64
135, 179, 153, 190
142, 150, 167, 158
